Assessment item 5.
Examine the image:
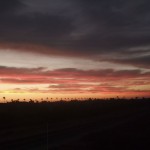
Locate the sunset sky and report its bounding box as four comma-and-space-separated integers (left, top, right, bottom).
0, 0, 150, 101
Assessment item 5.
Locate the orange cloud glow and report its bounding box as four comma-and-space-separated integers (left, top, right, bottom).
0, 66, 150, 100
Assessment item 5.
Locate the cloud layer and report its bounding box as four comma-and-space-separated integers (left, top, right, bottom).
0, 1, 150, 99
0, 66, 149, 96
0, 0, 150, 69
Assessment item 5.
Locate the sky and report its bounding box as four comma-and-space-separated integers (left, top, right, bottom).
0, 0, 150, 101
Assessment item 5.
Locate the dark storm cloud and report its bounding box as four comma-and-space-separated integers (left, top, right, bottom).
0, 0, 23, 14
0, 14, 73, 44
0, 0, 150, 69
106, 55, 150, 69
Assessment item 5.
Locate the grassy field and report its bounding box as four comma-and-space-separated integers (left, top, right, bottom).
0, 98, 150, 150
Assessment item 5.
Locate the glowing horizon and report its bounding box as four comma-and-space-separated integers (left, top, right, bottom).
0, 56, 150, 101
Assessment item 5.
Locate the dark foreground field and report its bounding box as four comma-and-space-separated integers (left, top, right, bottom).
0, 98, 150, 150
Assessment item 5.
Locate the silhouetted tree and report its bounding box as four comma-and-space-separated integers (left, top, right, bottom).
3, 97, 6, 103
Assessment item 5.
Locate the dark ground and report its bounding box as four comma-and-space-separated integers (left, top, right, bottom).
0, 98, 150, 150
